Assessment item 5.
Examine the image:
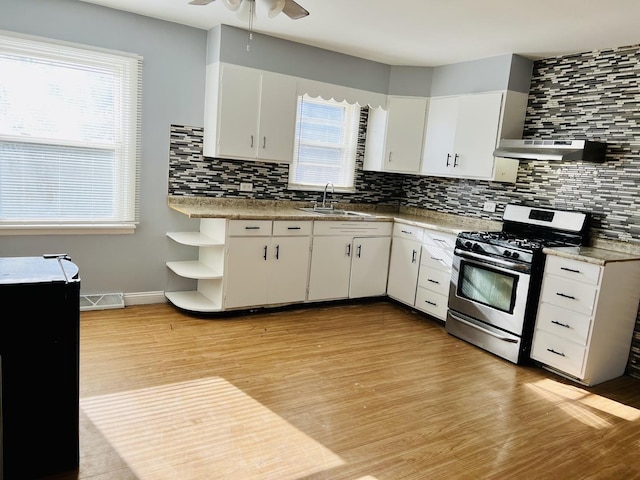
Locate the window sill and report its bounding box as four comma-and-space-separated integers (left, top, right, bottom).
0, 224, 137, 235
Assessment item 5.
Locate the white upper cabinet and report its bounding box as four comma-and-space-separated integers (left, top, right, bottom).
203, 63, 298, 163
364, 96, 428, 174
421, 91, 526, 183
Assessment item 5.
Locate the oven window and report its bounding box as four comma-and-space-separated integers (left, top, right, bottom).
458, 262, 518, 313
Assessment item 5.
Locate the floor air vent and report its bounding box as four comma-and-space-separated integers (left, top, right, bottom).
80, 293, 124, 311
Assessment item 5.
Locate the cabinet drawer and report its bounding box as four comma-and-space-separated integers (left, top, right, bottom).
273, 220, 312, 236
393, 223, 424, 242
415, 288, 448, 320
545, 256, 601, 286
535, 302, 592, 345
531, 329, 586, 379
540, 275, 598, 315
228, 220, 273, 236
420, 244, 454, 270
417, 265, 451, 296
423, 229, 457, 249
313, 221, 392, 236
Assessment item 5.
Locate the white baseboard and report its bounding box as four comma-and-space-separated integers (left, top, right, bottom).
124, 291, 168, 306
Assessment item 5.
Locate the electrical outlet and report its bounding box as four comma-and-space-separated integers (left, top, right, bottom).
483, 201, 497, 213
240, 182, 253, 192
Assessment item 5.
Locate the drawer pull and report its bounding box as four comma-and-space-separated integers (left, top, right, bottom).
424, 300, 437, 306
560, 266, 581, 273
263, 245, 268, 260
275, 244, 280, 260
427, 279, 440, 284
547, 348, 566, 357
245, 226, 261, 230
287, 226, 301, 230
551, 320, 571, 329
401, 230, 413, 235
433, 238, 448, 244
556, 292, 576, 300
431, 257, 443, 262
411, 249, 417, 263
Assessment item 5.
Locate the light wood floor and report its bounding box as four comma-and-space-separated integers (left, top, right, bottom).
42, 300, 640, 480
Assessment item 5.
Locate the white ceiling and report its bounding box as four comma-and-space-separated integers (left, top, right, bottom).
79, 0, 640, 66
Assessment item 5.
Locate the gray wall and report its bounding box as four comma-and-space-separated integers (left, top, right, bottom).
0, 0, 207, 296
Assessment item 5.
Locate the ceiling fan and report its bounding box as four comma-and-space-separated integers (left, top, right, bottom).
188, 0, 310, 20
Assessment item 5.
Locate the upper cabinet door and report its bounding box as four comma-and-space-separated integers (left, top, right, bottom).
421, 96, 459, 176
216, 64, 262, 159
258, 71, 298, 163
203, 63, 298, 163
384, 96, 428, 174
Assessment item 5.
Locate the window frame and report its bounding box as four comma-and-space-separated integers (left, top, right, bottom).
288, 94, 360, 193
0, 30, 142, 235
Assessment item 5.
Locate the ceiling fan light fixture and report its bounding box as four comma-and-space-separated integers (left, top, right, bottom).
221, 0, 242, 12
264, 0, 286, 18
236, 0, 256, 22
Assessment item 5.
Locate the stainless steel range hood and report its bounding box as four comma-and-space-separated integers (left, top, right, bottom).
493, 139, 607, 162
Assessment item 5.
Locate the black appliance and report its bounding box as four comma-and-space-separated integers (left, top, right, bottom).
0, 255, 80, 479
446, 204, 590, 364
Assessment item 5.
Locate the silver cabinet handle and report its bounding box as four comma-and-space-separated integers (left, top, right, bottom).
275, 244, 280, 260
356, 245, 362, 258
454, 153, 459, 167
411, 249, 417, 263
346, 243, 351, 257
245, 226, 261, 230
263, 245, 267, 260
561, 266, 581, 273
263, 136, 266, 149
424, 300, 437, 306
446, 153, 451, 166
551, 320, 571, 328
427, 279, 440, 284
250, 135, 254, 148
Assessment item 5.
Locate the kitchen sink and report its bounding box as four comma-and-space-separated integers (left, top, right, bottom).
297, 207, 373, 217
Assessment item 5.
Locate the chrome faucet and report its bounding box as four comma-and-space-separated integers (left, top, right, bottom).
321, 182, 334, 209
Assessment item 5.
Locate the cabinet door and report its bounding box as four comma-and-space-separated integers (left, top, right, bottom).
217, 64, 261, 159
307, 236, 352, 301
350, 236, 391, 298
268, 236, 310, 304
384, 96, 427, 173
224, 236, 269, 309
386, 237, 421, 305
453, 92, 503, 178
258, 72, 298, 163
421, 96, 458, 176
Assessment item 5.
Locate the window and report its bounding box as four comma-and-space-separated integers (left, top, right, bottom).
288, 95, 360, 192
0, 31, 142, 233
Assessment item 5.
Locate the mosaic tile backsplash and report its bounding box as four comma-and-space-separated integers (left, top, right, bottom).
169, 44, 640, 378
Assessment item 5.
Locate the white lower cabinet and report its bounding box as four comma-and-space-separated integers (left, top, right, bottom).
386, 224, 424, 305
386, 222, 456, 322
414, 229, 456, 321
224, 220, 311, 309
307, 221, 392, 301
531, 254, 640, 386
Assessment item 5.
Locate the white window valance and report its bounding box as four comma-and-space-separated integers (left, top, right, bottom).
296, 78, 388, 109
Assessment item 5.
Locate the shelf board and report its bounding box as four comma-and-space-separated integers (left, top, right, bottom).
166, 261, 223, 279
165, 291, 222, 313
167, 231, 223, 247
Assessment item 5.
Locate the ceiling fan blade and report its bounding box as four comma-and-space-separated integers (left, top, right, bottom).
188, 0, 215, 5
281, 0, 309, 19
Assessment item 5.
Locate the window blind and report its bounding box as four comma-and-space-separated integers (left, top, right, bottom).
288, 95, 360, 192
0, 31, 142, 230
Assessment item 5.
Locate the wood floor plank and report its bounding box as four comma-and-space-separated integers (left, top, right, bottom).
38, 300, 640, 480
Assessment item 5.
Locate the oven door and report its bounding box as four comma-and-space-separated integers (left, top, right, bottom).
448, 249, 531, 336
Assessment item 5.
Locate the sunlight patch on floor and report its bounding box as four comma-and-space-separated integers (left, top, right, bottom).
525, 378, 640, 428
80, 377, 344, 480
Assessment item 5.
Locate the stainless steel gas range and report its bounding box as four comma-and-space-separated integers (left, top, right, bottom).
446, 204, 590, 364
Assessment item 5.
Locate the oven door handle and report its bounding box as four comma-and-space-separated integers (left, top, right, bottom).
448, 311, 519, 343
454, 248, 531, 273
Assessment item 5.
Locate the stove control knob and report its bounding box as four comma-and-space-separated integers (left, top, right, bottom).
472, 243, 482, 252
503, 250, 511, 257
464, 241, 473, 249
511, 252, 520, 259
